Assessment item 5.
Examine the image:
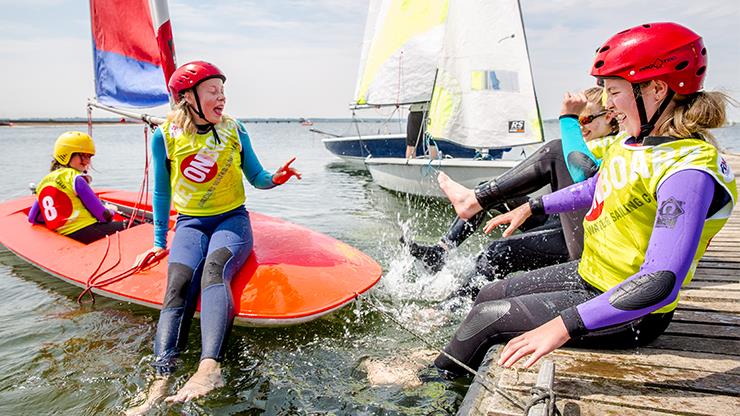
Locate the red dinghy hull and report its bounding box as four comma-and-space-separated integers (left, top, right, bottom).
0, 190, 382, 326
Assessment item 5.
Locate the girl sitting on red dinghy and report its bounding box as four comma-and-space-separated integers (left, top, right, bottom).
126, 61, 301, 415
28, 131, 127, 244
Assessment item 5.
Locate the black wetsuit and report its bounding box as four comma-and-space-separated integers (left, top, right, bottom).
435, 260, 673, 376
421, 139, 591, 281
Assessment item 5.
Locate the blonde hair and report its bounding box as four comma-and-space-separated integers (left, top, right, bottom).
167, 100, 235, 137
584, 86, 620, 133
656, 91, 733, 144
49, 159, 66, 172
584, 87, 604, 108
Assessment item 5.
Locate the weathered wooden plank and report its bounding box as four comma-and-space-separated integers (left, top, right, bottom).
678, 300, 740, 314
686, 281, 740, 291
550, 348, 740, 375
696, 261, 740, 270
681, 288, 740, 302
691, 274, 740, 283
673, 309, 740, 326
699, 258, 740, 265
485, 371, 740, 416
694, 267, 740, 276
665, 321, 740, 339
645, 334, 740, 355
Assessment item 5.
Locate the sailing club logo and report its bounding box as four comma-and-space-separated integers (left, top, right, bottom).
718, 157, 734, 183
508, 120, 525, 133
181, 153, 218, 183
656, 197, 685, 228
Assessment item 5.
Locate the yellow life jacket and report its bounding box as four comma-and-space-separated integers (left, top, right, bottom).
161, 119, 245, 216
586, 131, 627, 160
579, 137, 737, 313
36, 167, 98, 235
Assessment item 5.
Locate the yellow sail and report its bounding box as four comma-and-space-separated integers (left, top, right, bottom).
354, 0, 448, 106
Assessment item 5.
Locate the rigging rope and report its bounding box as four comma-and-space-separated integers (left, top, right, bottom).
77, 231, 169, 304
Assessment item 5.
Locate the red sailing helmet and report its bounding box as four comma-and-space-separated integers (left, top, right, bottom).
168, 61, 226, 99
591, 23, 707, 95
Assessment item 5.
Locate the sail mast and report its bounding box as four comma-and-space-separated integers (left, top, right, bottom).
149, 0, 177, 101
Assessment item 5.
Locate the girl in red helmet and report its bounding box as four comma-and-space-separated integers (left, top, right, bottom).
128, 61, 300, 413
434, 23, 736, 377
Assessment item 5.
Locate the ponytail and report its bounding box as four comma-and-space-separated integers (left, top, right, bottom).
657, 91, 733, 145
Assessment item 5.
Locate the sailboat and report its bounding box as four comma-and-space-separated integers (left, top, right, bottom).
321, 0, 480, 165
0, 0, 381, 326
365, 0, 544, 197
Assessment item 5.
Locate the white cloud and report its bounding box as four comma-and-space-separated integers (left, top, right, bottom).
0, 0, 738, 120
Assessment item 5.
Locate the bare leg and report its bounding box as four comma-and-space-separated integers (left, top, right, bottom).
429, 145, 438, 160
164, 358, 224, 403
124, 376, 170, 416
406, 145, 416, 159
437, 172, 483, 220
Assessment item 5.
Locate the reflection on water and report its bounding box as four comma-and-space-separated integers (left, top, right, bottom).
1, 121, 738, 414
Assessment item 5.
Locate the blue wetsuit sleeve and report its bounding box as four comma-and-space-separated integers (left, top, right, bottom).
74, 175, 112, 222
28, 200, 43, 224
237, 121, 276, 189
560, 170, 716, 336
560, 115, 600, 183
152, 128, 171, 249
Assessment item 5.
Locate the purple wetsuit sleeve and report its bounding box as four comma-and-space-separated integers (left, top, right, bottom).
28, 200, 44, 224
74, 175, 112, 223
541, 174, 597, 214
561, 169, 715, 336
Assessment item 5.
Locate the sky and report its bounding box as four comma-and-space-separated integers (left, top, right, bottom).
0, 0, 738, 121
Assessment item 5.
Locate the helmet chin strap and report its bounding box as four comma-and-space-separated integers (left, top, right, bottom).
188, 87, 221, 144
631, 83, 675, 142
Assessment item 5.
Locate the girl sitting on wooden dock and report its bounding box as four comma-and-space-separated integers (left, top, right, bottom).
435, 22, 737, 376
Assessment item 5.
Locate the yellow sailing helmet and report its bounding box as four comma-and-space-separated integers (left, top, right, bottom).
53, 131, 96, 165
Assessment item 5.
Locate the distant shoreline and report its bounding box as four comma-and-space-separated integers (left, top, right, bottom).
1, 117, 364, 125
1, 118, 735, 127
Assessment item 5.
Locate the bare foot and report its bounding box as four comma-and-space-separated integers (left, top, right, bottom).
437, 172, 482, 220
164, 359, 224, 403
364, 349, 437, 388
124, 377, 170, 416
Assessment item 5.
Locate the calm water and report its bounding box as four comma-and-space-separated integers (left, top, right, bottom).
0, 121, 737, 415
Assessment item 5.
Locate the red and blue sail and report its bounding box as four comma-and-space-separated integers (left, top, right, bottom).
89, 0, 176, 108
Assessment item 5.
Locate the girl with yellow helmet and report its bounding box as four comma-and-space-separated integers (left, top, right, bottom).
127, 61, 300, 414
28, 131, 127, 243
434, 22, 736, 377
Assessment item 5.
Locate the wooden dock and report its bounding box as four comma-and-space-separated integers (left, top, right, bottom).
459, 153, 740, 416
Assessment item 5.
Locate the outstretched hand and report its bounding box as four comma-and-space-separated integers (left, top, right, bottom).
272, 157, 302, 185
483, 202, 532, 237
498, 316, 570, 369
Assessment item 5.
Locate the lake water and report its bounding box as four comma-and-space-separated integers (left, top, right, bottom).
0, 120, 737, 415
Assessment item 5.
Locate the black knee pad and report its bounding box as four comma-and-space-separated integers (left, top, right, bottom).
609, 271, 676, 310
455, 300, 511, 342
163, 263, 195, 309
202, 247, 233, 289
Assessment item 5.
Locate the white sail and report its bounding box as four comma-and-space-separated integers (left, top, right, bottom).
426, 0, 543, 149
353, 0, 448, 107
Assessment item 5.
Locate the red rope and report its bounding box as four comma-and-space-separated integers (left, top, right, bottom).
127, 126, 151, 229
77, 232, 169, 304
